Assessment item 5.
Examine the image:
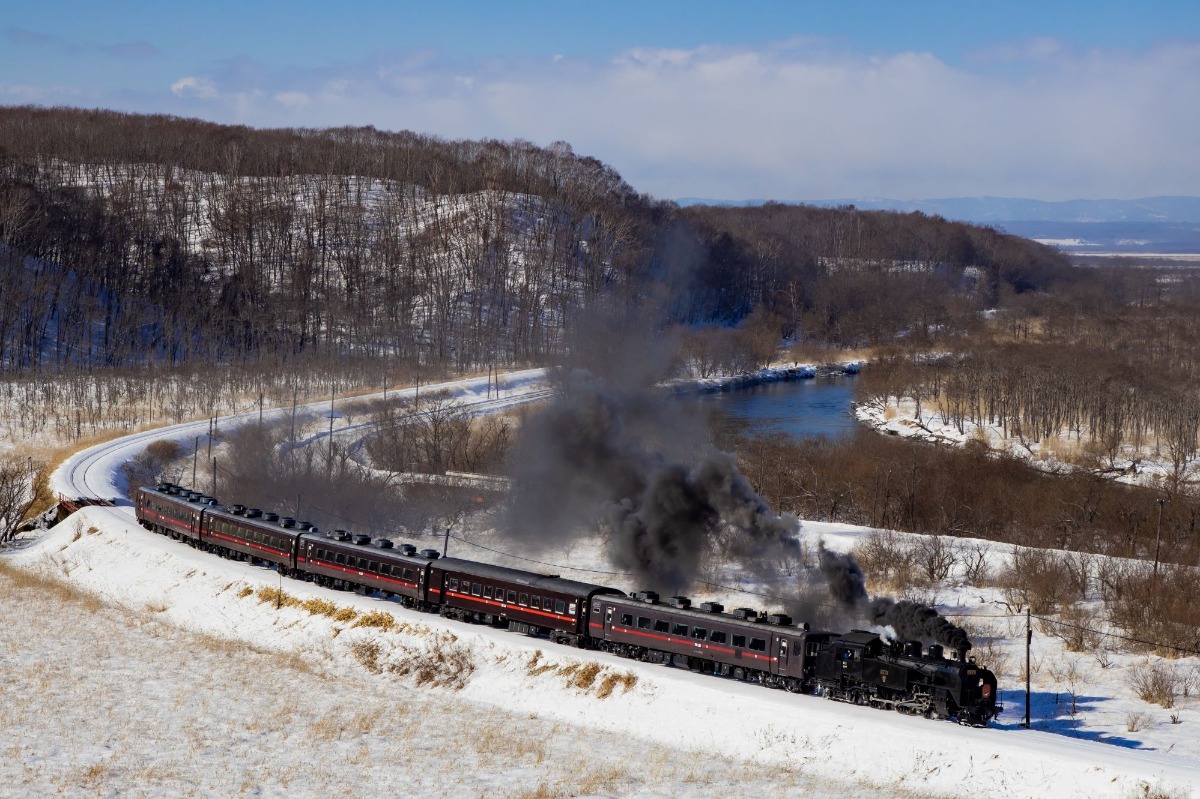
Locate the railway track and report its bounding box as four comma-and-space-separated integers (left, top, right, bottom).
53, 370, 550, 506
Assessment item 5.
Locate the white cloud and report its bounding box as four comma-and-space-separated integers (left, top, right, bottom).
144, 41, 1200, 201
170, 76, 217, 100
273, 91, 309, 108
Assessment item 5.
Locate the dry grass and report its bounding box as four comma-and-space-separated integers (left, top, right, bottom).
352, 609, 396, 631
0, 557, 102, 612
350, 639, 383, 673
523, 650, 637, 698
385, 632, 475, 689
1124, 782, 1190, 799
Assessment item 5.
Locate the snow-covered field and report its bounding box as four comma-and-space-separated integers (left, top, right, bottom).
6, 504, 1200, 798
3, 368, 1200, 798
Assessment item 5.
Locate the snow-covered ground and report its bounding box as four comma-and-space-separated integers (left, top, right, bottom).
853, 393, 1192, 490
6, 505, 1199, 798
4, 366, 1200, 797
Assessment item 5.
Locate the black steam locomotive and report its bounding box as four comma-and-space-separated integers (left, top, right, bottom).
135, 482, 1002, 726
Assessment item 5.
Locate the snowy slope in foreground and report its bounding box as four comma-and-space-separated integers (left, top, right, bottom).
10, 507, 1198, 799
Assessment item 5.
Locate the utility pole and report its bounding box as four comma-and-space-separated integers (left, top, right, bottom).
1025, 608, 1032, 730
258, 391, 264, 425
192, 436, 199, 487
443, 524, 451, 558
211, 457, 217, 497
327, 383, 336, 479
1153, 497, 1167, 581
207, 417, 213, 459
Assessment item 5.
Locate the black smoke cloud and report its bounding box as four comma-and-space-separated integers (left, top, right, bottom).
505, 368, 801, 592
819, 541, 972, 651
503, 303, 970, 651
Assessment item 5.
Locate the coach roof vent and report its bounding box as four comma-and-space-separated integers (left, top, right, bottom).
419, 549, 441, 559
398, 544, 417, 556
632, 591, 659, 604
246, 508, 263, 518
230, 504, 246, 515
765, 613, 792, 626
262, 512, 280, 522
372, 538, 394, 549
699, 602, 724, 614
327, 529, 351, 541
667, 596, 691, 609
353, 534, 372, 546
279, 517, 296, 528
731, 608, 758, 621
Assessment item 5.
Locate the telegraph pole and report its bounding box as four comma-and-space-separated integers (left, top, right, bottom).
1153, 497, 1167, 581
192, 436, 199, 487
1025, 608, 1032, 729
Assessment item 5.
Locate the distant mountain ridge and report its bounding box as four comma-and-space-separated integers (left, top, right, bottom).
676, 195, 1200, 224
676, 196, 1200, 254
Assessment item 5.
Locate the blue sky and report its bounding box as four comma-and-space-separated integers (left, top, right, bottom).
4, 1, 1199, 201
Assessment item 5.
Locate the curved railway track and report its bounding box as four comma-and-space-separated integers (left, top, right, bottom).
53, 370, 550, 506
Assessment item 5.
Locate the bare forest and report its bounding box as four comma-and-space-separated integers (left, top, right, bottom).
1, 107, 1073, 378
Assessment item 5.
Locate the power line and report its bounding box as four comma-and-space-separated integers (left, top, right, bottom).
204, 467, 1200, 656
1031, 613, 1200, 658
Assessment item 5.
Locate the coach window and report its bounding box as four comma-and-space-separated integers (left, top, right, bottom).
378, 564, 391, 576
654, 619, 669, 633
691, 627, 707, 641
508, 590, 518, 603
334, 553, 346, 565
403, 568, 415, 580
483, 586, 493, 599
470, 582, 480, 596
637, 616, 651, 630
710, 630, 727, 644
732, 634, 746, 649
519, 593, 528, 606
672, 623, 688, 637
620, 613, 634, 626
449, 578, 459, 591
367, 561, 378, 573
530, 596, 541, 610
749, 638, 766, 652
554, 600, 566, 614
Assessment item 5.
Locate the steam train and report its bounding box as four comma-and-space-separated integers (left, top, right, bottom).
135, 482, 1002, 726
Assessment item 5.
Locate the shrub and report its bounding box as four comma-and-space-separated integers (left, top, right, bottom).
998, 547, 1088, 613
853, 530, 915, 589
1103, 564, 1200, 656
914, 534, 959, 584
1039, 603, 1103, 652
1130, 661, 1183, 708
1125, 710, 1153, 732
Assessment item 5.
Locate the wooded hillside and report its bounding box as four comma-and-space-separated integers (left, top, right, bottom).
0, 106, 1077, 374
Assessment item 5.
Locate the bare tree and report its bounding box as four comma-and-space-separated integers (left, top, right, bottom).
0, 454, 42, 545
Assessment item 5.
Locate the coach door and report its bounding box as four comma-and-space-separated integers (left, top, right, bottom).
777, 637, 789, 675
604, 606, 614, 640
